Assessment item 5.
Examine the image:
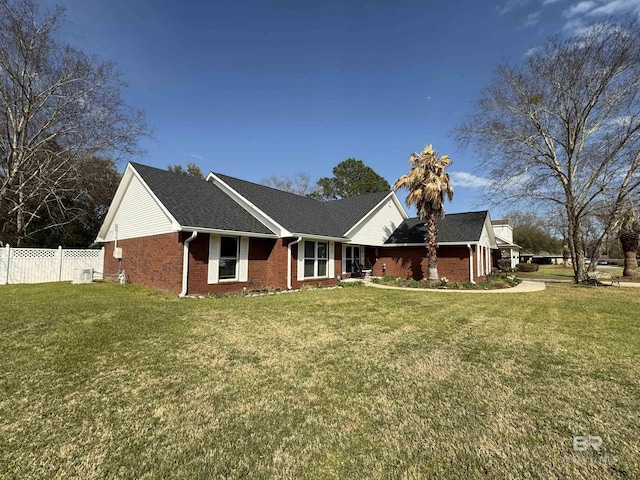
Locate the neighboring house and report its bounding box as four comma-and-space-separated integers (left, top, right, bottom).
96, 163, 498, 295
492, 219, 521, 269
520, 252, 565, 265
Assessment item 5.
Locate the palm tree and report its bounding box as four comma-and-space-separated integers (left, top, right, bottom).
394, 145, 454, 281
619, 210, 639, 277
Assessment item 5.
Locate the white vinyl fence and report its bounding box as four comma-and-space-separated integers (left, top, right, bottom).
0, 245, 104, 285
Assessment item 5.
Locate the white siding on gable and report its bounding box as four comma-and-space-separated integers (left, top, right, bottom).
103, 174, 175, 241
477, 222, 496, 276
347, 196, 405, 246
478, 224, 493, 249
493, 224, 514, 243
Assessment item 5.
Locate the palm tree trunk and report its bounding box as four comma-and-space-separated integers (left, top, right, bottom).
620, 231, 639, 277
426, 213, 438, 281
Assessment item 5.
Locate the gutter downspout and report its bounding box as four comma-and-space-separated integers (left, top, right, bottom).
287, 237, 303, 290
179, 231, 198, 297
467, 243, 475, 284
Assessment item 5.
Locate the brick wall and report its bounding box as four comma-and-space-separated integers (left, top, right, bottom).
373, 245, 473, 282
186, 236, 278, 295
103, 232, 183, 293
106, 234, 343, 295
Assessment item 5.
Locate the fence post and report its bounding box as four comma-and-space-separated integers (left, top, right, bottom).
2, 244, 9, 285
100, 247, 105, 280
58, 246, 63, 282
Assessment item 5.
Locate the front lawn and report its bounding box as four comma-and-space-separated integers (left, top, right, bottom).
515, 264, 624, 280
1, 282, 638, 479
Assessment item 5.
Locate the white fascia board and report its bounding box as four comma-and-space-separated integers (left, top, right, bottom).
494, 233, 509, 244
494, 233, 522, 249
206, 173, 287, 237
343, 191, 408, 237
483, 213, 498, 249
179, 226, 278, 239
96, 164, 180, 242
391, 192, 410, 220
96, 166, 133, 241
291, 233, 347, 242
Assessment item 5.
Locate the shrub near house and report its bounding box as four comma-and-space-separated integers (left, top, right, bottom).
516, 263, 539, 272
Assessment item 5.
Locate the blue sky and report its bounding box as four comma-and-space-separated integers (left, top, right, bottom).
40, 0, 640, 215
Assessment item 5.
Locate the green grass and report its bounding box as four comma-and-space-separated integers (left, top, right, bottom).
515, 264, 624, 280
1, 282, 639, 479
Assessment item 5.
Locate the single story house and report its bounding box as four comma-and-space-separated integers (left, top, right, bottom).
96, 163, 498, 295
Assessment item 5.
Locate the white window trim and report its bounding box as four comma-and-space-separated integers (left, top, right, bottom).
298, 240, 334, 281
208, 235, 249, 284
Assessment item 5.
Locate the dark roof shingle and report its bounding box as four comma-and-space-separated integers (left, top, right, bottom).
215, 173, 390, 237
386, 211, 489, 244
130, 163, 396, 238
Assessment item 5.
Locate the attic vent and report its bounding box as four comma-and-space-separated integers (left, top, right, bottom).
72, 268, 94, 284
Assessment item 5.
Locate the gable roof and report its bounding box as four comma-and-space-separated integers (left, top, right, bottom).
213, 173, 393, 238
385, 211, 490, 244
324, 191, 392, 234
130, 163, 274, 235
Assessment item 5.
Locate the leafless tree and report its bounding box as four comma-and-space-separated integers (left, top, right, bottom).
456, 20, 640, 283
0, 0, 148, 245
261, 172, 318, 197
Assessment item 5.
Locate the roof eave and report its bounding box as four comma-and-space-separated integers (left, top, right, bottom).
178, 226, 278, 239
290, 233, 347, 242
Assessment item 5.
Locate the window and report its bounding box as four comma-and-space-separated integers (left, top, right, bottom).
303, 240, 328, 278
208, 235, 249, 284
219, 236, 238, 280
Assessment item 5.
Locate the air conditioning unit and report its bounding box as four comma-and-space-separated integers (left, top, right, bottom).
72, 268, 94, 284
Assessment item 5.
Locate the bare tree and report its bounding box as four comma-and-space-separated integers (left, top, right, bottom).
456, 20, 640, 283
261, 172, 318, 197
0, 0, 147, 245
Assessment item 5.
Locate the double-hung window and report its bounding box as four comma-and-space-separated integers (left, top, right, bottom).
302, 240, 329, 278
208, 235, 249, 283
219, 236, 239, 280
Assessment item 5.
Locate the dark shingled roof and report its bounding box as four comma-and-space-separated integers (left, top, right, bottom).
215, 173, 390, 237
386, 211, 489, 244
131, 163, 274, 235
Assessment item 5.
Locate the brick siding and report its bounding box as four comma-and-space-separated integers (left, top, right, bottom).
103, 232, 183, 293
373, 245, 474, 282
105, 234, 342, 295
